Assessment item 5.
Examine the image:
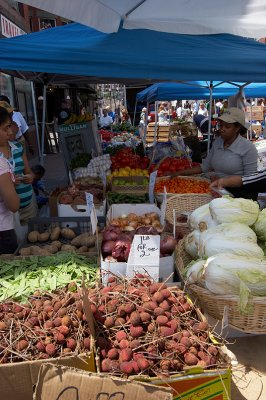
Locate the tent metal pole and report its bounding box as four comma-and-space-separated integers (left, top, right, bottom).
154, 101, 158, 145
143, 101, 149, 148
207, 82, 213, 154
30, 81, 41, 161
249, 102, 253, 140
40, 84, 47, 165
133, 100, 137, 126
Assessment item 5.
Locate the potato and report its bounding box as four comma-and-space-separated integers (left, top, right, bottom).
71, 233, 95, 248
50, 227, 61, 241
43, 244, 58, 254
38, 232, 50, 242
61, 244, 77, 253
61, 228, 76, 240
28, 231, 39, 243
76, 246, 89, 253
19, 247, 31, 256
52, 240, 62, 250
28, 246, 51, 256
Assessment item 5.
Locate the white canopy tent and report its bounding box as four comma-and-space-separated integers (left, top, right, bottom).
20, 0, 266, 38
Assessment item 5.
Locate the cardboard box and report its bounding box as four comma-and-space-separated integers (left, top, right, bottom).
106, 203, 161, 222
101, 253, 174, 284
0, 353, 95, 400
34, 364, 173, 400
58, 196, 106, 219
104, 204, 175, 283
246, 106, 264, 121
143, 367, 231, 400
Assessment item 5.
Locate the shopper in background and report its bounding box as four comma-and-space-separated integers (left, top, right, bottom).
158, 104, 168, 123
0, 95, 34, 155
99, 108, 113, 129
198, 102, 208, 117
0, 106, 20, 253
121, 108, 132, 125
170, 108, 258, 198
54, 98, 72, 126
31, 164, 49, 208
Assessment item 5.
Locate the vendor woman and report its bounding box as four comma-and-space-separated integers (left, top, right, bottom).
170, 107, 258, 199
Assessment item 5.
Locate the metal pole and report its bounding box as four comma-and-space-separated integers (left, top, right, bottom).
207, 82, 213, 154
154, 101, 158, 145
249, 101, 253, 140
143, 101, 149, 147
30, 81, 41, 161
133, 100, 137, 127
41, 84, 47, 165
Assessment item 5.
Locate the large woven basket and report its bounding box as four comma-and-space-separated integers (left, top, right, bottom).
175, 237, 266, 333
165, 193, 212, 237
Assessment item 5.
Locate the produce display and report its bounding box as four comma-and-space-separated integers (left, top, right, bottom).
19, 227, 97, 256
110, 147, 150, 171
0, 252, 97, 301
155, 177, 210, 194
102, 212, 177, 262
107, 193, 149, 205
86, 154, 112, 178
69, 153, 92, 171
59, 182, 104, 205
0, 287, 92, 363
110, 167, 149, 178
64, 112, 94, 124
89, 274, 224, 376
149, 157, 198, 177
183, 197, 266, 312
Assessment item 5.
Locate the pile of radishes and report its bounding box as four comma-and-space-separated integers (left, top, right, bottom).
0, 286, 91, 363
89, 274, 224, 377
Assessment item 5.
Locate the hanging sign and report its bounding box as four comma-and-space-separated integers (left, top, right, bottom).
85, 192, 94, 216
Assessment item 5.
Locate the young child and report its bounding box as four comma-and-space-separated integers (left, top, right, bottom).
31, 164, 49, 207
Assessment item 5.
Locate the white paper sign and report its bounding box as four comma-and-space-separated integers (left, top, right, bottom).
127, 234, 160, 271
85, 192, 94, 215
127, 235, 160, 281
160, 186, 167, 225
90, 205, 98, 235
149, 170, 158, 204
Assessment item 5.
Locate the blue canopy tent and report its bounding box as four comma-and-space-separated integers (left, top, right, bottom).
1, 23, 266, 83
136, 82, 266, 103
136, 81, 266, 147
1, 23, 266, 159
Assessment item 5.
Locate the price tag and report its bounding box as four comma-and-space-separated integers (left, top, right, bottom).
127, 235, 160, 280
160, 186, 167, 225
90, 205, 98, 235
149, 170, 157, 204
127, 235, 160, 266
85, 192, 94, 215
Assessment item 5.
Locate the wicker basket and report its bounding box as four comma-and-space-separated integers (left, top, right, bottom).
111, 176, 149, 194
175, 237, 266, 333
166, 193, 212, 237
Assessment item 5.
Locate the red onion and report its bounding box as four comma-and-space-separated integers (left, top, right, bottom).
101, 240, 116, 257
103, 229, 120, 241
160, 236, 177, 256
112, 241, 131, 262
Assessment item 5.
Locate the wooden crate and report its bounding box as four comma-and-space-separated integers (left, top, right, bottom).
246, 106, 264, 121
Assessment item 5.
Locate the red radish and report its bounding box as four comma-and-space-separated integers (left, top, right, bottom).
83, 338, 90, 350
114, 318, 126, 326
184, 353, 199, 366
156, 315, 168, 326
57, 325, 69, 336
159, 326, 174, 337
159, 300, 170, 311
45, 344, 57, 357
130, 311, 141, 326
119, 339, 129, 349
154, 307, 165, 317
152, 292, 164, 303
140, 312, 151, 323
61, 316, 71, 327
17, 340, 28, 351
36, 341, 46, 352
53, 317, 62, 327
137, 357, 150, 370
108, 348, 119, 360
54, 333, 65, 344
120, 361, 133, 375
104, 317, 115, 328
120, 348, 133, 362
116, 331, 127, 342
130, 340, 141, 349
130, 326, 144, 338
101, 359, 111, 372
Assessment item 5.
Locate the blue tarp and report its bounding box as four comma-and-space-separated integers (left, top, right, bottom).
1, 23, 266, 83
136, 82, 266, 102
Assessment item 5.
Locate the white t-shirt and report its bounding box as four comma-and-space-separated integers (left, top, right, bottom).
0, 157, 14, 231
198, 108, 208, 117
12, 111, 29, 139
99, 115, 113, 128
